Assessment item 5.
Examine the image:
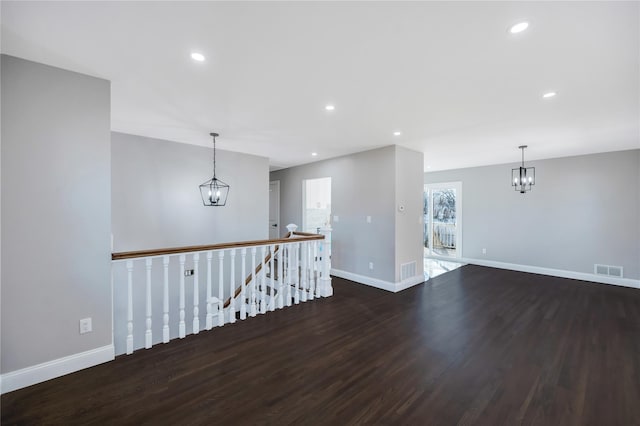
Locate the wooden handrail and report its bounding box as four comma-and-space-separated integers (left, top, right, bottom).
111, 231, 324, 261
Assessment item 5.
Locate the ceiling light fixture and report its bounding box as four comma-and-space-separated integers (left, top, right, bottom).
393, 131, 402, 136
311, 152, 318, 156
542, 91, 557, 98
509, 21, 529, 34
191, 52, 205, 62
325, 105, 335, 111
199, 132, 230, 206
512, 145, 535, 193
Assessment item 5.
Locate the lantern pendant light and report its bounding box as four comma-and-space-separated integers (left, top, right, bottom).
511, 145, 535, 193
199, 132, 230, 206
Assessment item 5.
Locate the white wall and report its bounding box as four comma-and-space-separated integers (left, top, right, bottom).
271, 145, 424, 288
1, 55, 112, 373
425, 149, 640, 280
111, 132, 269, 252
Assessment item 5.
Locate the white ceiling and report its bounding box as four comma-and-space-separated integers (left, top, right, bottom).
2, 1, 638, 171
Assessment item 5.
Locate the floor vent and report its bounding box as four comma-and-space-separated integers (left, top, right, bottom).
401, 261, 417, 281
594, 264, 624, 278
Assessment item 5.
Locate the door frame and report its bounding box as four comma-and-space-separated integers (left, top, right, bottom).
424, 181, 463, 260
269, 180, 280, 239
302, 177, 331, 234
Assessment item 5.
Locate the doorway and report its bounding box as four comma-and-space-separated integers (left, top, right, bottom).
269, 181, 280, 239
424, 182, 462, 259
302, 177, 331, 233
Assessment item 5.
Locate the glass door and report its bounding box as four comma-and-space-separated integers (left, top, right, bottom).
424, 182, 462, 259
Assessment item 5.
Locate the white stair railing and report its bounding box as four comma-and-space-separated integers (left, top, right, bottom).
111, 225, 331, 356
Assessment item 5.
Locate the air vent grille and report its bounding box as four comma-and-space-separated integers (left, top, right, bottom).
594, 264, 624, 278
401, 261, 417, 281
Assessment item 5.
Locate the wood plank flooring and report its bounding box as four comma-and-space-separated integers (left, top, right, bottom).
3, 265, 640, 425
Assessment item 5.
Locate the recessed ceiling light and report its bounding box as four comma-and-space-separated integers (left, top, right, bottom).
393, 131, 402, 136
191, 52, 205, 62
509, 21, 529, 34
325, 105, 335, 111
542, 91, 557, 98
311, 152, 318, 156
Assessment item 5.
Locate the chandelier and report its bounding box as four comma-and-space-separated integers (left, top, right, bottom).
199, 132, 230, 206
512, 145, 535, 193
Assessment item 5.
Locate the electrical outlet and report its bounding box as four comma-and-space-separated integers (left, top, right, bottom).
333, 215, 339, 223
79, 317, 92, 334
184, 269, 194, 277
369, 262, 374, 270
366, 216, 372, 223
482, 248, 487, 255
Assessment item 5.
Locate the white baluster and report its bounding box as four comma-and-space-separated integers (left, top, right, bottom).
269, 244, 276, 311
301, 242, 308, 302
192, 253, 200, 334
179, 254, 186, 338
250, 247, 257, 317
206, 251, 213, 330
286, 244, 292, 307
320, 227, 333, 297
162, 256, 170, 343
145, 258, 153, 349
277, 244, 284, 309
240, 248, 247, 320
126, 260, 134, 355
314, 240, 321, 298
260, 245, 267, 314
294, 243, 300, 304
218, 250, 225, 327
229, 248, 236, 323
308, 241, 315, 301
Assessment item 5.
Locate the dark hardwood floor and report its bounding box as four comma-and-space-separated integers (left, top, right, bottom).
3, 265, 640, 425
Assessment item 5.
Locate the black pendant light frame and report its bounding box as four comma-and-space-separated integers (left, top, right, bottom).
199, 132, 230, 206
511, 145, 535, 193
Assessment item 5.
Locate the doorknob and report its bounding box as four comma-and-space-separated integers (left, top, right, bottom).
271, 224, 278, 227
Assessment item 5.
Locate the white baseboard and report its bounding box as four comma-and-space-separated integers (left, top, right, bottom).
1, 344, 115, 394
331, 269, 426, 293
461, 257, 640, 289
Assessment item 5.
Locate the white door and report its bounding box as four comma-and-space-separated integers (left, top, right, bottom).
269, 181, 280, 239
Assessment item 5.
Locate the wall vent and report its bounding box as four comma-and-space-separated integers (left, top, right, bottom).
594, 264, 624, 278
401, 261, 417, 281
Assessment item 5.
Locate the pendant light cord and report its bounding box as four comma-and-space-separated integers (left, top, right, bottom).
212, 134, 217, 179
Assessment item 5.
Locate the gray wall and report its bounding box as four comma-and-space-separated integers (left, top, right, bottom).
111, 132, 269, 355
395, 146, 424, 282
271, 146, 397, 282
111, 132, 269, 252
425, 149, 640, 280
1, 55, 112, 373
271, 145, 424, 284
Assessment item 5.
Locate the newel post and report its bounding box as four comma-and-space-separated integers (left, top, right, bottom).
319, 226, 333, 297
286, 223, 298, 236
